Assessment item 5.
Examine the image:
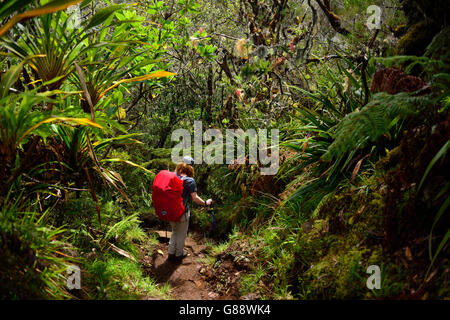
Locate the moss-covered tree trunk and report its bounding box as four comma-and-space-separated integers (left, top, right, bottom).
396, 0, 450, 55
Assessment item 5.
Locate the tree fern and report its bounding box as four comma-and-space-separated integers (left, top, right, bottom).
323, 92, 435, 161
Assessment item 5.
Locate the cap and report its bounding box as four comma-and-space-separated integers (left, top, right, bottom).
182, 156, 195, 166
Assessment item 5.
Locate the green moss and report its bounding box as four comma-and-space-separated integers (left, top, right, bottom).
272, 172, 392, 299
375, 146, 402, 172
300, 248, 367, 299
395, 21, 438, 55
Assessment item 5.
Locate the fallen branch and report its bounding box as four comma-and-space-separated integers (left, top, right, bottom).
108, 242, 136, 262
22, 173, 89, 192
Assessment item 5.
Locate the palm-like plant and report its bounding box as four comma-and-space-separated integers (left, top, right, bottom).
0, 0, 83, 38
70, 8, 174, 114
1, 1, 177, 227
280, 58, 374, 203
2, 3, 126, 92
280, 96, 344, 201
0, 63, 103, 193
72, 50, 172, 114
3, 4, 174, 114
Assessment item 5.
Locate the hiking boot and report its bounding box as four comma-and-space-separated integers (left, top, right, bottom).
168, 250, 187, 262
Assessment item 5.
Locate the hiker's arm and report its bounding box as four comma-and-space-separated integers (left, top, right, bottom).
190, 192, 212, 206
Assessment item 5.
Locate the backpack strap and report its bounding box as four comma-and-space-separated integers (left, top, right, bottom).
175, 172, 187, 182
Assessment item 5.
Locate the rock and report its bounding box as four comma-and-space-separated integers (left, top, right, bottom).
194, 280, 205, 289
241, 293, 260, 300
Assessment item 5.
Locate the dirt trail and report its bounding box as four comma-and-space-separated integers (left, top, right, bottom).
139, 231, 243, 300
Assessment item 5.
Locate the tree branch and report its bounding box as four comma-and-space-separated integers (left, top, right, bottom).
315, 0, 350, 35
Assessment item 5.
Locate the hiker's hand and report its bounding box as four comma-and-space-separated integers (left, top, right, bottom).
206, 199, 213, 206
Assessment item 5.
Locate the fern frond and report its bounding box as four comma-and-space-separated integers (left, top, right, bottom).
323, 92, 434, 161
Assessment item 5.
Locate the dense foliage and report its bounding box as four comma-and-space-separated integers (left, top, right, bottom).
0, 0, 448, 300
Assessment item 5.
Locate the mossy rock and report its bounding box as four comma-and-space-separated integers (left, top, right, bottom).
375, 146, 402, 172
300, 248, 369, 299
425, 27, 450, 72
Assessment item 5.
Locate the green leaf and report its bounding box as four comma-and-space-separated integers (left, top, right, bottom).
0, 0, 34, 20
0, 62, 24, 98
84, 4, 128, 30
427, 195, 450, 276
100, 158, 154, 175
418, 140, 449, 192
0, 0, 83, 38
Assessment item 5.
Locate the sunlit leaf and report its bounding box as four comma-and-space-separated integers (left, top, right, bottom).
0, 0, 83, 38
0, 62, 24, 98
84, 4, 128, 29
99, 70, 176, 99
16, 117, 103, 147
100, 158, 154, 175
117, 107, 126, 120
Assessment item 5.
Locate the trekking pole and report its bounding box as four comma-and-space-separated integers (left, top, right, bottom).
207, 206, 218, 230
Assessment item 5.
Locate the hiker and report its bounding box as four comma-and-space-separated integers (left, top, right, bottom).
168, 156, 213, 262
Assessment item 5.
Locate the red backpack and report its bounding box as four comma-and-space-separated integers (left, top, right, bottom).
152, 170, 185, 222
